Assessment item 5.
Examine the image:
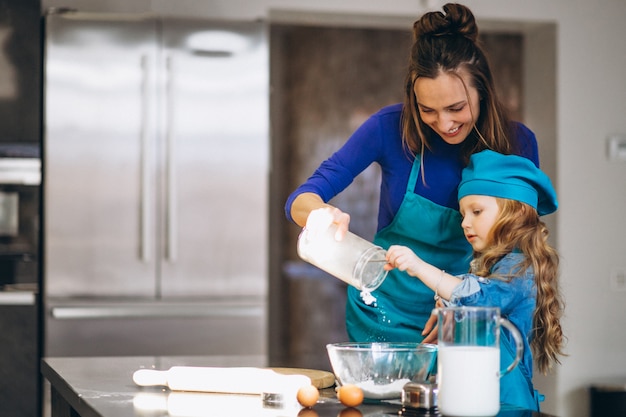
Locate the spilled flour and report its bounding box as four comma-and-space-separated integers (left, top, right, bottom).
360, 290, 377, 305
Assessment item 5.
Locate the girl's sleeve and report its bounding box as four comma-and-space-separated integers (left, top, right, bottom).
448, 271, 534, 314
448, 274, 483, 305
449, 274, 520, 310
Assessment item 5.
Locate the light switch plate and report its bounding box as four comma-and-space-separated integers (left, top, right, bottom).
607, 134, 626, 161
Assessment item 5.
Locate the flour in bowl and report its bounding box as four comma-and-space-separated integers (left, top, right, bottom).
355, 378, 411, 399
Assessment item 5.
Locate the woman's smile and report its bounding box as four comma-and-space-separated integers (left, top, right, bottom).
445, 125, 462, 137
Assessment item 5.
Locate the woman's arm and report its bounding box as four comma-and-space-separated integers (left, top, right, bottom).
285, 105, 402, 229
289, 192, 328, 228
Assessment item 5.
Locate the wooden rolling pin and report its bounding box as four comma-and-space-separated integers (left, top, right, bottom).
133, 366, 312, 395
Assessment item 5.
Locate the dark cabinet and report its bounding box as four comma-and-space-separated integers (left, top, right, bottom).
0, 299, 39, 417
0, 0, 41, 145
0, 1, 42, 416
590, 380, 626, 417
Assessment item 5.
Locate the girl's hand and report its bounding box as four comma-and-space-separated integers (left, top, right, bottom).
385, 245, 424, 276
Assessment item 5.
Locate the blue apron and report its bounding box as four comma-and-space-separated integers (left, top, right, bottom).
346, 156, 472, 342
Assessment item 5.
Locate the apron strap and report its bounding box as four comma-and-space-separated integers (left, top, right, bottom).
406, 156, 421, 193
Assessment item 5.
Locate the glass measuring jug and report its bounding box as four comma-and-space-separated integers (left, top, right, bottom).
297, 223, 388, 291
435, 306, 524, 417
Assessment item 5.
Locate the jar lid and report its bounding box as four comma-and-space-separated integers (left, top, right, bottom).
353, 245, 388, 291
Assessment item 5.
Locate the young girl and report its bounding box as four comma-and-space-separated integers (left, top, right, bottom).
385, 150, 565, 411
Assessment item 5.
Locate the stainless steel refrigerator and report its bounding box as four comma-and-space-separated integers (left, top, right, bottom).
43, 11, 269, 359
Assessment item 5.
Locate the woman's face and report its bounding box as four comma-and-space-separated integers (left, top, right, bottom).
413, 69, 481, 145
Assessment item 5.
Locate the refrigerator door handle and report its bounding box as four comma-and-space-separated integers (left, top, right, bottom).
165, 54, 178, 262
140, 54, 152, 263
50, 303, 264, 319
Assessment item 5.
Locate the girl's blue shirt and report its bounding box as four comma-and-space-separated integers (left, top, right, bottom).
449, 251, 537, 381
285, 103, 539, 231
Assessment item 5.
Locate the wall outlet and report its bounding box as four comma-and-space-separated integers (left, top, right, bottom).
609, 268, 626, 291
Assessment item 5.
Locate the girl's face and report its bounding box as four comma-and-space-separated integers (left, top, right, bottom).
413, 69, 481, 145
459, 194, 500, 252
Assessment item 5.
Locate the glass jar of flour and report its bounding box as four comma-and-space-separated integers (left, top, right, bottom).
297, 223, 388, 292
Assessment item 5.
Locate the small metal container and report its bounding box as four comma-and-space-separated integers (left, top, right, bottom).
402, 381, 438, 410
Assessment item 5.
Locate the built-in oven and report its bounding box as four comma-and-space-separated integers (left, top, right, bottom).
0, 152, 40, 288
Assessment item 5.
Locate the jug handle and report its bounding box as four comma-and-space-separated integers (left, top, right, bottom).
498, 317, 524, 377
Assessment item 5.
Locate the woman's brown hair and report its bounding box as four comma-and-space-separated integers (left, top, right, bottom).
401, 3, 516, 165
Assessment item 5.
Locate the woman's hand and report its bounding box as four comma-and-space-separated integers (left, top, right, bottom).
305, 206, 351, 240
291, 193, 351, 240
421, 316, 438, 344
421, 298, 444, 344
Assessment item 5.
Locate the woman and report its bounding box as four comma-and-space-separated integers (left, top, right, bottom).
285, 3, 539, 342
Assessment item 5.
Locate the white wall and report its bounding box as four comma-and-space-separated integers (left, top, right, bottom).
41, 1, 626, 416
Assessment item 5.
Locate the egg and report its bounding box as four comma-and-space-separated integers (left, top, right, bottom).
336, 384, 364, 408
297, 385, 320, 408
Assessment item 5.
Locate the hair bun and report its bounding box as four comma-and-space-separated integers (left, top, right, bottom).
413, 3, 478, 42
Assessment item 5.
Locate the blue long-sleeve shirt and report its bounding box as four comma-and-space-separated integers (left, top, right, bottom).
285, 103, 539, 231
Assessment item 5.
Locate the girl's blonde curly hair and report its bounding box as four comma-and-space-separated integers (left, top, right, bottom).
471, 198, 566, 374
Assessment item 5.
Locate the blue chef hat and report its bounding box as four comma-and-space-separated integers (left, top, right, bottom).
458, 150, 558, 216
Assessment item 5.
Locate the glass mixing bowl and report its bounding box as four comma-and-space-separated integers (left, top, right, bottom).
326, 342, 437, 400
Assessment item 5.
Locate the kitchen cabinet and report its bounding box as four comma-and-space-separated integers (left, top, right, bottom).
0, 1, 42, 416
0, 292, 40, 417
0, 0, 41, 145
589, 379, 626, 417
